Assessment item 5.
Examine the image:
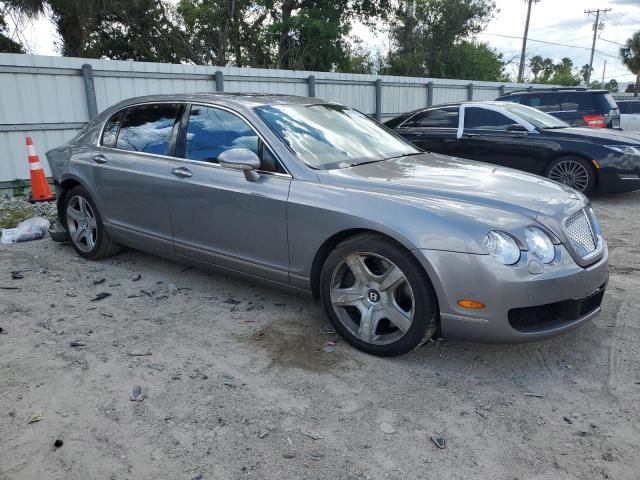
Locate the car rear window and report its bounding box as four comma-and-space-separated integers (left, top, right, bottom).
619, 102, 640, 114
116, 104, 181, 155
404, 107, 459, 128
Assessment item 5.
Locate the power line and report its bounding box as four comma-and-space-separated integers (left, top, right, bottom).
598, 37, 625, 48
478, 32, 620, 59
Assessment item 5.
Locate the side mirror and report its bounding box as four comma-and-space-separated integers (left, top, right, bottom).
507, 124, 528, 133
218, 148, 261, 182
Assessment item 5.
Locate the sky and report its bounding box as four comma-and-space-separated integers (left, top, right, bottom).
8, 0, 640, 86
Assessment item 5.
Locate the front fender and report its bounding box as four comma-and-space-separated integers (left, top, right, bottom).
286, 181, 537, 280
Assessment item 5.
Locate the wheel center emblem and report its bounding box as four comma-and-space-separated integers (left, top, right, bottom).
367, 289, 380, 303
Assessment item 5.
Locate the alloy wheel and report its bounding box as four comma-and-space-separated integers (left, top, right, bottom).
548, 160, 589, 192
329, 252, 415, 346
66, 195, 97, 252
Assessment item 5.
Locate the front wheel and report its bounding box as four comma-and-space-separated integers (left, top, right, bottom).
545, 156, 596, 194
320, 234, 438, 357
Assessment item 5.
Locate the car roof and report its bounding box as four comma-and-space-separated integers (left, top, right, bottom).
501, 88, 609, 96
109, 92, 326, 111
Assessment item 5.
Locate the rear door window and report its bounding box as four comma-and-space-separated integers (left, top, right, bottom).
405, 107, 459, 128
522, 93, 560, 112
464, 107, 513, 130
184, 105, 285, 173
116, 104, 181, 155
618, 102, 640, 114
101, 110, 123, 148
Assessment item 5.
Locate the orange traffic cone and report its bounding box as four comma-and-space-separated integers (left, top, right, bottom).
26, 136, 55, 203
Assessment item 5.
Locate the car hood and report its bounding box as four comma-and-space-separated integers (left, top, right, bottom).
316, 153, 597, 263
319, 152, 580, 219
542, 126, 640, 144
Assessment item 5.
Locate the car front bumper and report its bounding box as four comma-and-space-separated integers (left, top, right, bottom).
598, 169, 640, 193
415, 244, 609, 343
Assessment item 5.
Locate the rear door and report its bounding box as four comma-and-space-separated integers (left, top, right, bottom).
91, 103, 182, 253
394, 106, 462, 156
457, 106, 541, 173
167, 103, 291, 284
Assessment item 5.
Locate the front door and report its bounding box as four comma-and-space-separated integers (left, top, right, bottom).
91, 103, 182, 253
167, 104, 291, 284
457, 106, 539, 173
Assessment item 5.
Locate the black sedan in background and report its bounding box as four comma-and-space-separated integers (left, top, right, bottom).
386, 101, 640, 194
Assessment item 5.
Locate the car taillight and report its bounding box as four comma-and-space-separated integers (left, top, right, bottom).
583, 114, 606, 128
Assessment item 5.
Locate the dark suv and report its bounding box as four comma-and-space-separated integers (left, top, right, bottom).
496, 88, 620, 129
617, 99, 640, 115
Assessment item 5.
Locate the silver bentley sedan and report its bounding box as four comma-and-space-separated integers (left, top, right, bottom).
46, 94, 609, 356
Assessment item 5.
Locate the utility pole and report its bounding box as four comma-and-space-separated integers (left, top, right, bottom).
585, 8, 611, 85
517, 0, 535, 83
601, 60, 606, 87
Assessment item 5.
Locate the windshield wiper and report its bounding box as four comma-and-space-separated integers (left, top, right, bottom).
349, 158, 387, 167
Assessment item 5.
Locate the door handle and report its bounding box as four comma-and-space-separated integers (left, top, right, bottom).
171, 167, 192, 178
462, 133, 480, 138
92, 154, 107, 164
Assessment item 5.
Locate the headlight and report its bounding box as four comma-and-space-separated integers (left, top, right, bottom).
485, 231, 520, 265
525, 226, 555, 263
604, 145, 640, 155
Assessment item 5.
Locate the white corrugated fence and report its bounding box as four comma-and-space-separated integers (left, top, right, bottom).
0, 53, 551, 186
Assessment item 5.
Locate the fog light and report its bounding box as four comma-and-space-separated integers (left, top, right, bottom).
458, 299, 485, 309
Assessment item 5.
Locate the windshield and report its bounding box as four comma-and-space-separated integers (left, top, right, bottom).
254, 103, 420, 170
500, 103, 569, 129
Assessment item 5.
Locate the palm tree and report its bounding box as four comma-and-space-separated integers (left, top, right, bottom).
621, 31, 640, 97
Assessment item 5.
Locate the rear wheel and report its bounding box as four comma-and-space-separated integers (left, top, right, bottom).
545, 156, 596, 194
320, 234, 438, 357
63, 185, 121, 260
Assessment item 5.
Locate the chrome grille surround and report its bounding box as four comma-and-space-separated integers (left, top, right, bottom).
565, 208, 600, 258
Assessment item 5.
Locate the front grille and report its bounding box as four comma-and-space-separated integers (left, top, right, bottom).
508, 286, 605, 332
565, 208, 598, 258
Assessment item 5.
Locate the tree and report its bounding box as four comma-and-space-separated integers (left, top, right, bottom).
0, 0, 45, 53
382, 0, 496, 78
620, 31, 640, 97
268, 0, 389, 72
48, 0, 198, 63
177, 0, 270, 67
442, 41, 504, 81
580, 64, 592, 84
604, 78, 618, 93
529, 55, 544, 81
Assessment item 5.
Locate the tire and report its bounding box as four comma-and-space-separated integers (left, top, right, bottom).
320, 233, 438, 357
544, 156, 596, 195
63, 185, 122, 260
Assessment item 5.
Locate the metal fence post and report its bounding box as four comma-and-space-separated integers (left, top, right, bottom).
308, 75, 316, 97
215, 71, 224, 92
499, 84, 506, 97
467, 82, 474, 101
81, 64, 98, 120
427, 81, 434, 106
375, 79, 382, 121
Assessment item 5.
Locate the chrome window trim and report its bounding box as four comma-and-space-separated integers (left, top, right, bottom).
95, 100, 292, 178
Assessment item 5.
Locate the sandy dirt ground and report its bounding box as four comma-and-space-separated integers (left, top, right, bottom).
1, 192, 639, 480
